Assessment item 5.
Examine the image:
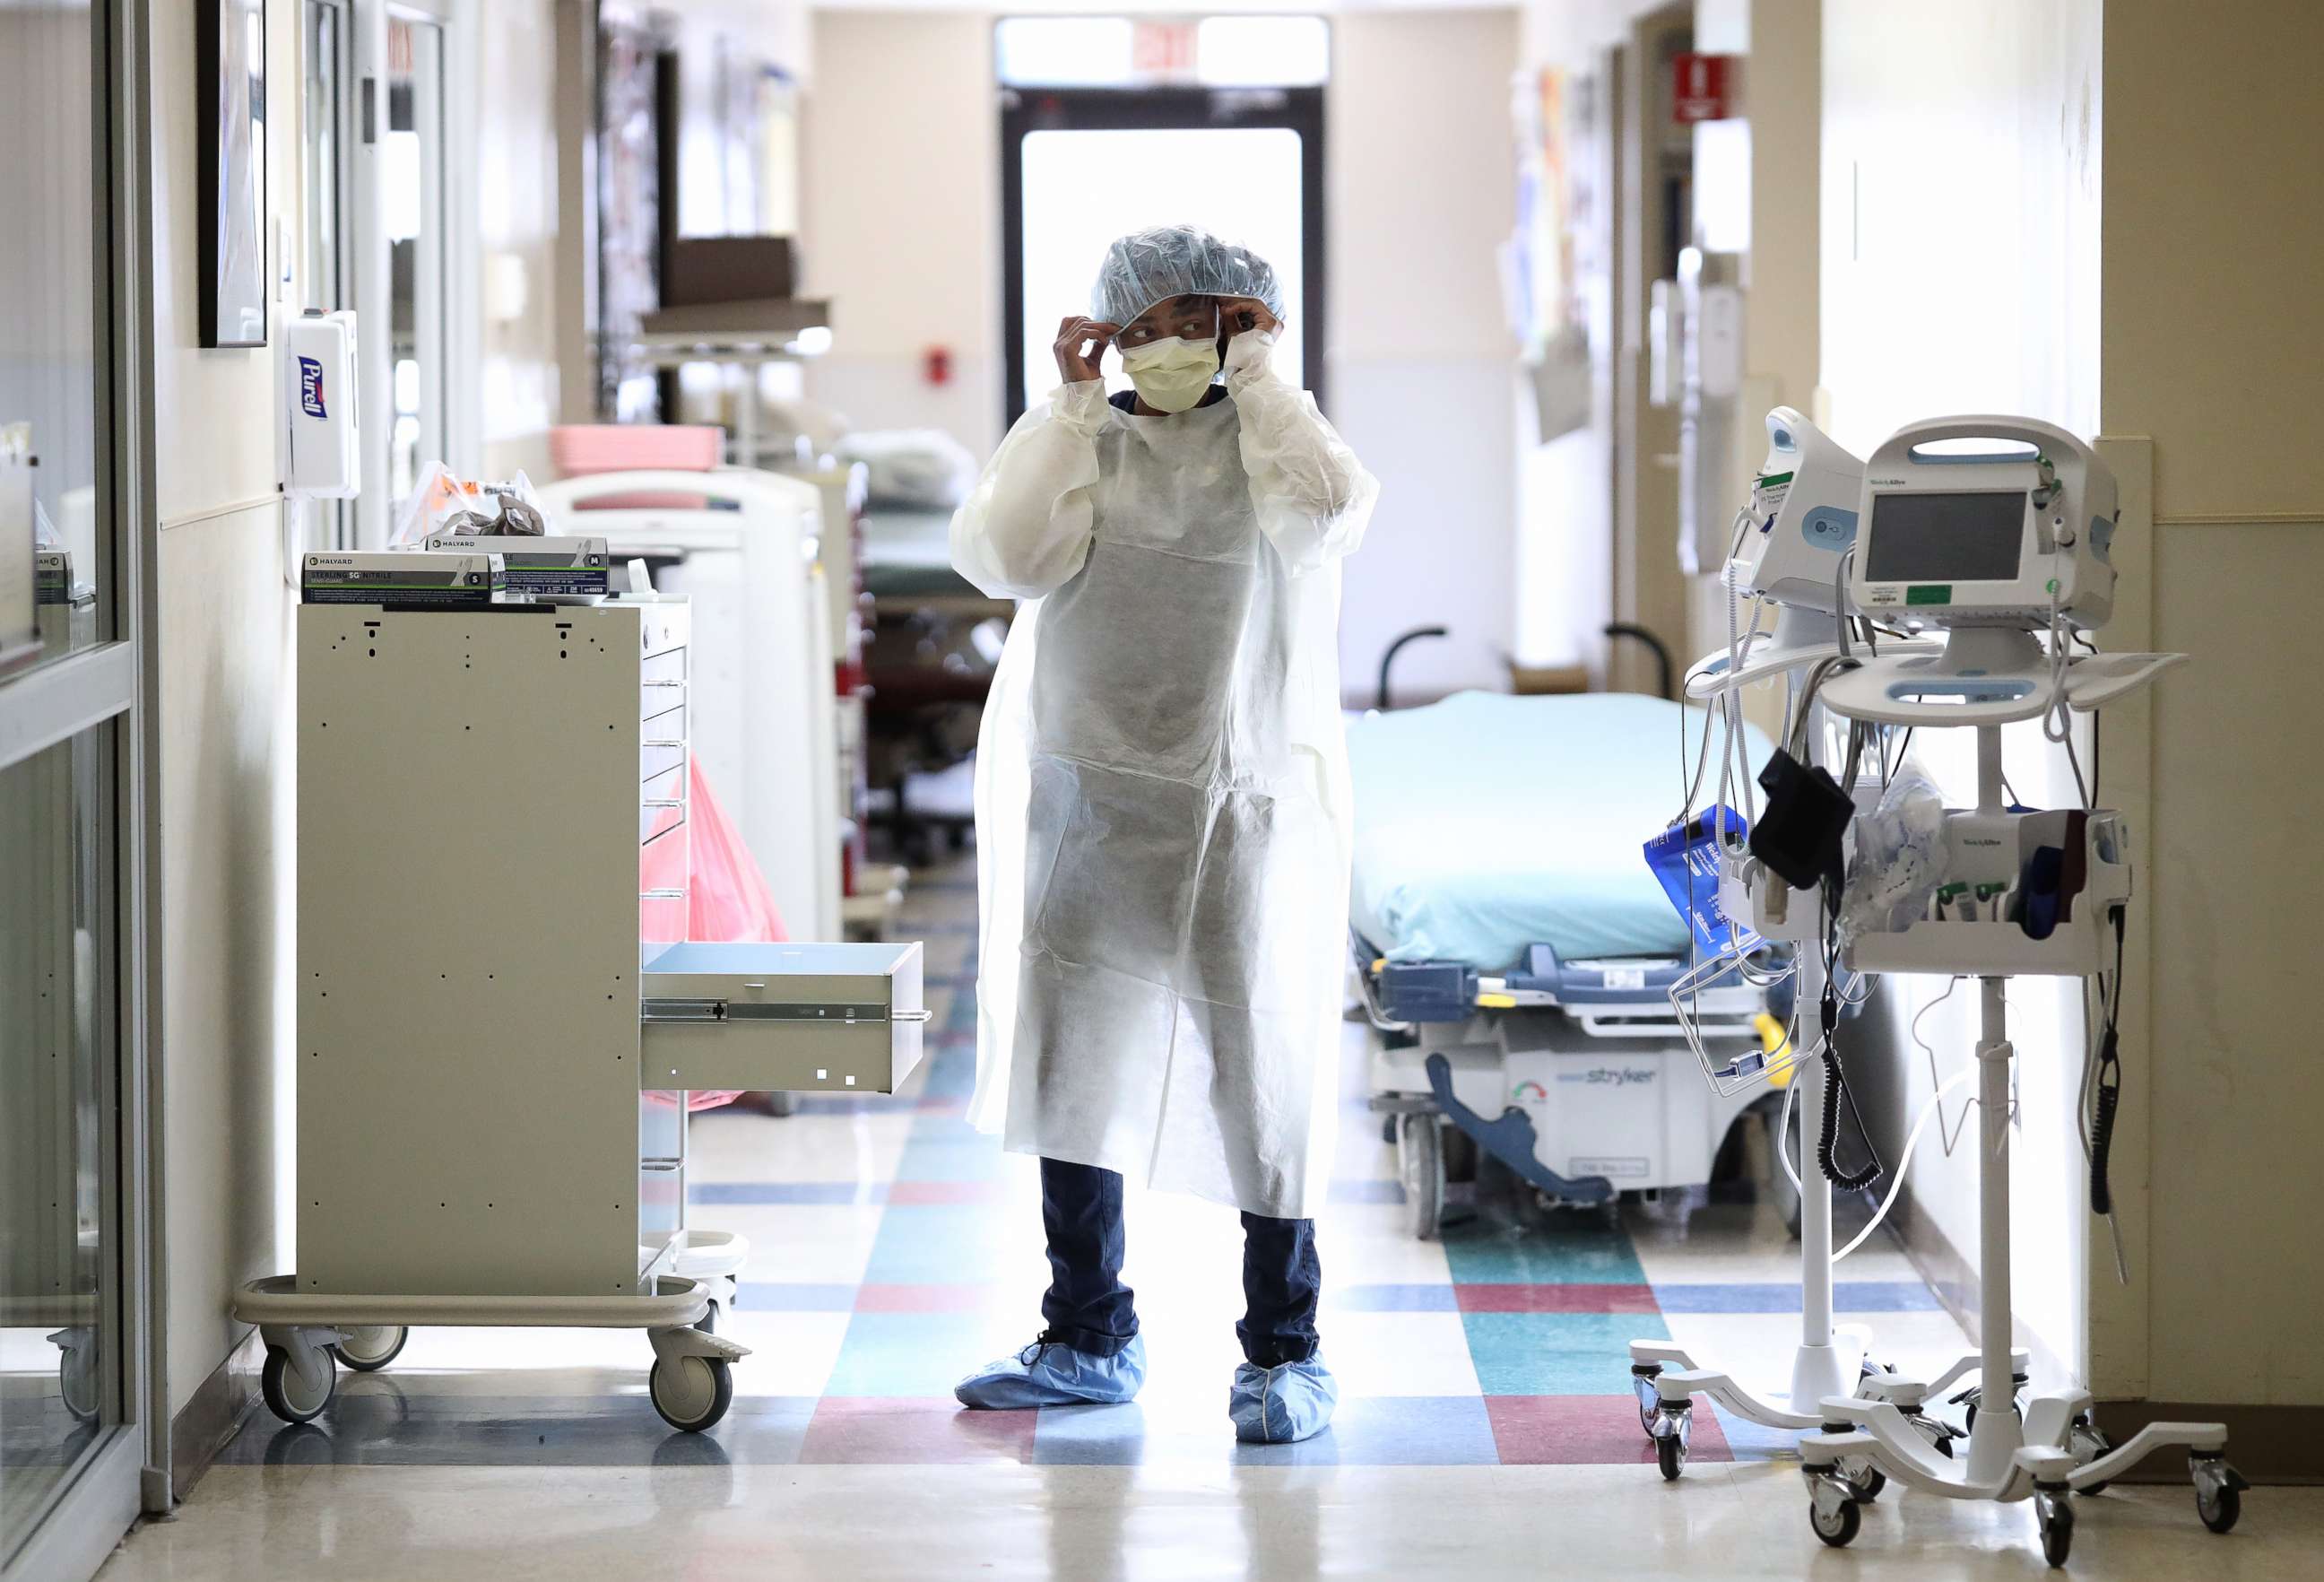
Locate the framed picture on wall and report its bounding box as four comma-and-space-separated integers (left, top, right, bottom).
197, 0, 269, 348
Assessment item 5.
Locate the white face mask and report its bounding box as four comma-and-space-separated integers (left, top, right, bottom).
1118, 334, 1221, 413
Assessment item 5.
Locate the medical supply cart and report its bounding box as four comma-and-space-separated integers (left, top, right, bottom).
233, 589, 924, 1433
1779, 418, 2237, 1567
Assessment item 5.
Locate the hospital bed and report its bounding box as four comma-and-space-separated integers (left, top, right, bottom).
1349, 690, 1790, 1239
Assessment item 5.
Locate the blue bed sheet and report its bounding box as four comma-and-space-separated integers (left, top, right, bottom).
1345, 691, 1774, 971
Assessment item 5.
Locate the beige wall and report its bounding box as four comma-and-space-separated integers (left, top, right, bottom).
2103, 3, 2324, 1406
1818, 0, 2106, 1383
1328, 9, 1519, 697
800, 9, 1003, 457
148, 0, 304, 1413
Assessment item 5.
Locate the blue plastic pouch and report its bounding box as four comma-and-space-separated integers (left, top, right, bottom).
1644, 806, 1763, 957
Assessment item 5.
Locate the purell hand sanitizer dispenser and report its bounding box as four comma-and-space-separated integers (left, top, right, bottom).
284, 309, 361, 500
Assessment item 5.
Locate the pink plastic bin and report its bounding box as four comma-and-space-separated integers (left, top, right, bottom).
549, 425, 723, 509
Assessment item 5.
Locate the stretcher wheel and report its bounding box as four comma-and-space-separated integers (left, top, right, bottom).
2068, 1413, 2112, 1493
57, 1335, 99, 1422
695, 1301, 718, 1335
1396, 1113, 1444, 1241
1656, 1431, 1685, 1481
2193, 1459, 2245, 1534
261, 1347, 337, 1425
765, 1091, 802, 1117
649, 1354, 733, 1432
2035, 1489, 2074, 1567
333, 1325, 408, 1372
1632, 1367, 1661, 1439
1808, 1491, 1860, 1548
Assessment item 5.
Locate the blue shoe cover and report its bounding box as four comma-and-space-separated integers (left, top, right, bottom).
955, 1332, 1146, 1409
1229, 1354, 1338, 1443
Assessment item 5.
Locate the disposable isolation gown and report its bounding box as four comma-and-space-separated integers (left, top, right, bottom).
952, 331, 1378, 1219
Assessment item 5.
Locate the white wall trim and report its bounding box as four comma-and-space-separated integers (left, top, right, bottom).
158, 495, 283, 534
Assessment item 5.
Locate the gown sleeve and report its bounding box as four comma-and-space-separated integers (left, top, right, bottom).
950, 380, 1109, 600
1225, 330, 1380, 575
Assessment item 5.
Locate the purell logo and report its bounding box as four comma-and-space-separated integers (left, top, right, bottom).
299, 356, 327, 420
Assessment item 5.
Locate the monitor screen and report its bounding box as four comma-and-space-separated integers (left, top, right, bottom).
1863, 491, 2025, 583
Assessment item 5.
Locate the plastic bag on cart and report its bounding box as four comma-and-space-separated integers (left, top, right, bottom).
1841, 766, 1947, 943
689, 761, 788, 947
645, 762, 790, 1112
390, 463, 551, 544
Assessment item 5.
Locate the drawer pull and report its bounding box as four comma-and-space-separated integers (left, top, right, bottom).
641, 999, 913, 1025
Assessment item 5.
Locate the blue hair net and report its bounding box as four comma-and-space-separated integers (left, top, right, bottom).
1090, 224, 1286, 327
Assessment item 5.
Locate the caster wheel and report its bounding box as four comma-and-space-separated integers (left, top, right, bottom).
1809, 1493, 1861, 1548
696, 1302, 718, 1335
261, 1347, 337, 1425
2069, 1414, 2113, 1494
2035, 1491, 2074, 1568
765, 1091, 802, 1117
1964, 1395, 2020, 1434
2193, 1461, 2246, 1534
56, 1338, 99, 1423
649, 1354, 733, 1432
1632, 1367, 1662, 1439
1380, 1116, 1398, 1146
1851, 1465, 1888, 1502
1905, 1412, 1955, 1459
1656, 1431, 1686, 1482
333, 1326, 408, 1373
1397, 1113, 1445, 1242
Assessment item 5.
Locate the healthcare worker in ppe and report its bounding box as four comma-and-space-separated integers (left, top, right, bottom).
949, 225, 1377, 1443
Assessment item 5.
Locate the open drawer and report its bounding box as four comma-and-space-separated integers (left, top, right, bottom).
638, 941, 927, 1093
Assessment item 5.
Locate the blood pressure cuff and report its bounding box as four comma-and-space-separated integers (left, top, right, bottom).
1747, 751, 1855, 892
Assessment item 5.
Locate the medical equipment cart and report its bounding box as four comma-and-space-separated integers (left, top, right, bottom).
233, 591, 924, 1433
1784, 418, 2238, 1566
1627, 608, 1977, 1474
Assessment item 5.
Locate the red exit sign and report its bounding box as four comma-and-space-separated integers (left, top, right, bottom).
1672, 53, 1741, 122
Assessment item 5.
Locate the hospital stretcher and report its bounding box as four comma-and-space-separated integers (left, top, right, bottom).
1348, 691, 1789, 1239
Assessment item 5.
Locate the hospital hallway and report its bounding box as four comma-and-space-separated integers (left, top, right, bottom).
78, 856, 2323, 1580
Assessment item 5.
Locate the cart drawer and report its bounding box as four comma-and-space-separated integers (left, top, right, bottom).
638, 941, 926, 1093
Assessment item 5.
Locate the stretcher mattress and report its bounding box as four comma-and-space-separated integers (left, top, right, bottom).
1346, 691, 1774, 970
861, 507, 983, 600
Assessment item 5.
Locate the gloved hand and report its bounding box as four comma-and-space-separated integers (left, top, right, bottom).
1053, 316, 1118, 384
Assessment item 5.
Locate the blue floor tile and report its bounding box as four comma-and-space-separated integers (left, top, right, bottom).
1651, 1281, 1943, 1315
892, 1126, 1003, 1183
1440, 1215, 1648, 1285
827, 1312, 1002, 1397
861, 1204, 1039, 1286
1460, 1311, 1672, 1396
1331, 1283, 1460, 1312
733, 1282, 862, 1312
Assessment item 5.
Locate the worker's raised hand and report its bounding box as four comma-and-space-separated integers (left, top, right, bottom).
1054, 317, 1118, 383
1215, 297, 1279, 339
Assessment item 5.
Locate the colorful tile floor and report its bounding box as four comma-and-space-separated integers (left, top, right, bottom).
212, 856, 1976, 1474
